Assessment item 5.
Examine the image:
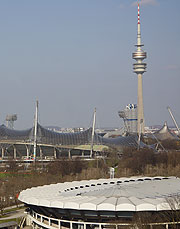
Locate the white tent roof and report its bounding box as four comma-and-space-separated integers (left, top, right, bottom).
19, 176, 180, 212
154, 122, 178, 140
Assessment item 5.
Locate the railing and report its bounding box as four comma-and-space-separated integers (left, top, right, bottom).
28, 210, 180, 229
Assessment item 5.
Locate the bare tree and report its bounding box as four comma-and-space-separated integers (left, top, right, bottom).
131, 212, 154, 229
160, 195, 180, 228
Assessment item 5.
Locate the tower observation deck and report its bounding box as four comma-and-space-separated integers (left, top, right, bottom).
132, 2, 147, 135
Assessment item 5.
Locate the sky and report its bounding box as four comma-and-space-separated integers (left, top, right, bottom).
0, 0, 179, 129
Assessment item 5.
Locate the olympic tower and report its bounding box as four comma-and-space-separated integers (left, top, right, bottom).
132, 2, 147, 135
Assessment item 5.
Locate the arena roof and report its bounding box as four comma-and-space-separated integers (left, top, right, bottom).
0, 123, 139, 148
19, 176, 180, 212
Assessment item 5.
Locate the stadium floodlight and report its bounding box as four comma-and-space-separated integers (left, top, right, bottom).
6, 114, 17, 129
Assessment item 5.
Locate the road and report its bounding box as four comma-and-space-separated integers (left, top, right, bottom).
0, 208, 26, 221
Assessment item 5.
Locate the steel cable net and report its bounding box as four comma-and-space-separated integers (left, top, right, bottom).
101, 135, 138, 147
0, 124, 33, 141
0, 124, 99, 145
36, 124, 97, 145
0, 123, 138, 147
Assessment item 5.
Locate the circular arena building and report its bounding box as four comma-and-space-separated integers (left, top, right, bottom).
19, 176, 180, 229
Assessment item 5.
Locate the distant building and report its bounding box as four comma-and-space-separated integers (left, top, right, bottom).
118, 104, 138, 134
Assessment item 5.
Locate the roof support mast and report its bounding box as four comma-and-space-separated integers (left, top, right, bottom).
167, 106, 180, 135
90, 108, 96, 158
33, 100, 38, 161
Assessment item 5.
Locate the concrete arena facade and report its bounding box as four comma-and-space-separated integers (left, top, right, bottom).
19, 176, 180, 228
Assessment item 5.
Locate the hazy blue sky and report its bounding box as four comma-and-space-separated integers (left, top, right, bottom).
0, 0, 179, 129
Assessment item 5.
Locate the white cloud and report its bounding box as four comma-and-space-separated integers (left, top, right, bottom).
132, 0, 158, 6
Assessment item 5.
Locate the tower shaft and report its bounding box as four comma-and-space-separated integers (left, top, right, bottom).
137, 73, 144, 133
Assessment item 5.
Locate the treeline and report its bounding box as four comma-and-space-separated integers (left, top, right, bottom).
116, 148, 180, 177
